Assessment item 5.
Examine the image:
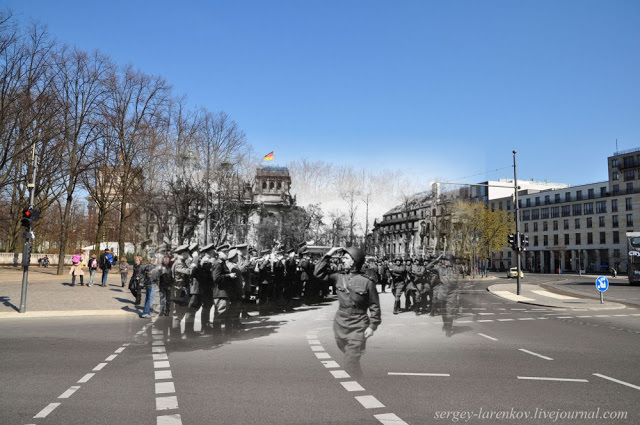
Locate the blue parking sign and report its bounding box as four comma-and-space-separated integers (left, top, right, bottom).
595, 276, 609, 292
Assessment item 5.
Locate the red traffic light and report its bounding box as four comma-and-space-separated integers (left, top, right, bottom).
23, 209, 32, 218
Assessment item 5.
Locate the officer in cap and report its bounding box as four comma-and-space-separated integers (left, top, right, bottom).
171, 244, 192, 331
195, 242, 216, 333
389, 257, 406, 314
314, 246, 381, 379
211, 243, 237, 334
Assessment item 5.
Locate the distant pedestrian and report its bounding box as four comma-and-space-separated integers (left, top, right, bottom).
129, 256, 144, 305
158, 254, 173, 316
87, 254, 98, 286
314, 246, 381, 379
119, 257, 129, 288
69, 258, 85, 286
140, 257, 160, 318
99, 248, 112, 287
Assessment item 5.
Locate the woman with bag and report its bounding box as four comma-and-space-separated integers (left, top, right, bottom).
119, 257, 129, 288
70, 258, 85, 286
87, 254, 98, 286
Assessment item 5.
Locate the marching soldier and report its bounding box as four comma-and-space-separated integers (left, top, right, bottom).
411, 258, 428, 315
211, 244, 239, 334
171, 244, 192, 331
184, 243, 200, 335
389, 257, 406, 314
314, 246, 381, 379
256, 249, 273, 314
284, 248, 298, 310
197, 243, 216, 333
404, 258, 417, 311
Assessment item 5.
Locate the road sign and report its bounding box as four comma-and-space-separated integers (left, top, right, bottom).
595, 276, 609, 292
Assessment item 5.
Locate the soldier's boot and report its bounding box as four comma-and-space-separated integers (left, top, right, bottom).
393, 300, 400, 314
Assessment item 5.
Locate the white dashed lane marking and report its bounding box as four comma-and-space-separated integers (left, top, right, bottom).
33, 402, 61, 419
388, 372, 450, 377
355, 395, 385, 409
58, 386, 81, 399
517, 376, 589, 383
375, 413, 410, 425
77, 373, 95, 383
593, 373, 640, 391
518, 348, 553, 361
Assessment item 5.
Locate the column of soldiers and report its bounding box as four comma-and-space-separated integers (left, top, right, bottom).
165, 241, 330, 337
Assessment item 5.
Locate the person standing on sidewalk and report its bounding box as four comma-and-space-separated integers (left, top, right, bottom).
140, 256, 161, 318
70, 258, 85, 286
99, 249, 112, 287
129, 256, 144, 305
158, 254, 173, 316
87, 254, 98, 286
314, 246, 381, 379
119, 257, 129, 288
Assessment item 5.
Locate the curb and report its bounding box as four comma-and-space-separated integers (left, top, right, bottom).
0, 309, 133, 319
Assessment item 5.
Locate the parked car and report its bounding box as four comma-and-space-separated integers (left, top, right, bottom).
507, 267, 524, 278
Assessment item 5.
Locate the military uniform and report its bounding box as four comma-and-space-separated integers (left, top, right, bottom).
431, 257, 462, 336
314, 248, 381, 379
171, 246, 192, 330
389, 260, 406, 314
411, 261, 428, 314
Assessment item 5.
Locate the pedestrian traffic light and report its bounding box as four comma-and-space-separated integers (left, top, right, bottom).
507, 233, 515, 249
521, 233, 529, 248
21, 208, 34, 228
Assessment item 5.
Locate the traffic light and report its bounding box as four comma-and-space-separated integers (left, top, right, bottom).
521, 233, 529, 248
21, 208, 33, 228
507, 233, 515, 249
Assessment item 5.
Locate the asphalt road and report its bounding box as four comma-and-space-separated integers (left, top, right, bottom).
1, 279, 638, 425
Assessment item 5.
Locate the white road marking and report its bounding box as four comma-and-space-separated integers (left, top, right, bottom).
153, 354, 169, 361
457, 320, 473, 323
315, 352, 331, 359
517, 318, 535, 321
330, 370, 351, 379
152, 340, 165, 346
152, 347, 167, 353
123, 343, 130, 346
115, 347, 126, 353
388, 372, 450, 377
613, 314, 629, 317
374, 413, 409, 425
595, 315, 610, 318
155, 382, 176, 394
557, 316, 574, 319
92, 363, 107, 371
340, 381, 365, 391
497, 319, 515, 322
477, 319, 494, 323
478, 333, 498, 341
157, 414, 183, 425
156, 396, 179, 410
518, 349, 553, 361
321, 360, 340, 368
105, 354, 117, 361
58, 386, 81, 399
593, 373, 640, 391
77, 373, 95, 383
154, 361, 171, 369
355, 395, 385, 409
517, 376, 588, 382
577, 315, 593, 318
310, 345, 325, 352
477, 312, 495, 315
531, 290, 577, 300
33, 403, 60, 418
307, 339, 321, 345
155, 370, 173, 380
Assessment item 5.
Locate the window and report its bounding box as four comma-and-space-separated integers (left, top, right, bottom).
543, 235, 548, 246
526, 198, 531, 207
612, 199, 618, 212
532, 209, 539, 220
262, 181, 267, 189
613, 185, 620, 195
613, 231, 619, 244
612, 215, 619, 228
506, 201, 511, 210
499, 201, 503, 210
541, 208, 549, 219
523, 210, 530, 221
562, 205, 571, 217
627, 214, 634, 227
586, 217, 592, 228
535, 197, 540, 206
573, 204, 582, 216
576, 190, 583, 200
553, 220, 558, 231
555, 194, 561, 203
533, 222, 538, 232
600, 187, 607, 197
584, 203, 594, 215
553, 235, 558, 246
600, 232, 606, 244
269, 181, 274, 189
545, 195, 550, 205
564, 234, 570, 245
625, 169, 635, 181
277, 181, 282, 189
624, 156, 635, 168
613, 172, 620, 181
565, 192, 571, 202
612, 158, 618, 168
534, 236, 539, 247
626, 198, 633, 211
587, 233, 593, 244
588, 188, 595, 199
575, 218, 581, 229
599, 216, 605, 227
576, 233, 581, 244
551, 207, 559, 218
626, 183, 633, 194
596, 201, 607, 214
543, 221, 548, 231
564, 219, 569, 230
524, 223, 529, 232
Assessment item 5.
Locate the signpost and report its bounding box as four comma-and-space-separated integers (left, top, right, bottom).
595, 275, 609, 304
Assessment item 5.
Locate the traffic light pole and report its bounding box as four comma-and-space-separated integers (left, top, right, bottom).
513, 150, 522, 295
19, 146, 37, 313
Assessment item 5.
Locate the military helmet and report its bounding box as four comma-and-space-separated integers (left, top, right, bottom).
344, 246, 365, 270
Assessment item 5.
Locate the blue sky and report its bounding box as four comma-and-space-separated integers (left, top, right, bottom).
5, 0, 640, 188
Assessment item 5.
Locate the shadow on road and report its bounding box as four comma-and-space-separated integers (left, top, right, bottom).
0, 296, 19, 312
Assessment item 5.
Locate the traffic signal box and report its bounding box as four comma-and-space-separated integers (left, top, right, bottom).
21, 208, 39, 228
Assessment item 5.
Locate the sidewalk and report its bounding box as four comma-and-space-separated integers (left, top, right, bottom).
487, 281, 626, 310
0, 266, 138, 319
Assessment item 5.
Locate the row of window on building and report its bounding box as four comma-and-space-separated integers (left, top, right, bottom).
526, 231, 623, 248
518, 198, 633, 220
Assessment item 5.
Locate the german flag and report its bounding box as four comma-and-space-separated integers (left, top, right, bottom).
263, 151, 274, 161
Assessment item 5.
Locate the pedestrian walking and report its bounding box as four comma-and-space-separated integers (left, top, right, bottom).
140, 256, 161, 318
87, 254, 98, 286
69, 258, 85, 286
129, 256, 144, 305
158, 254, 173, 316
314, 246, 381, 379
119, 257, 129, 288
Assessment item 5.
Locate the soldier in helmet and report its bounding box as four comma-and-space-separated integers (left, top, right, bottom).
171, 244, 192, 332
389, 257, 406, 314
314, 246, 381, 379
